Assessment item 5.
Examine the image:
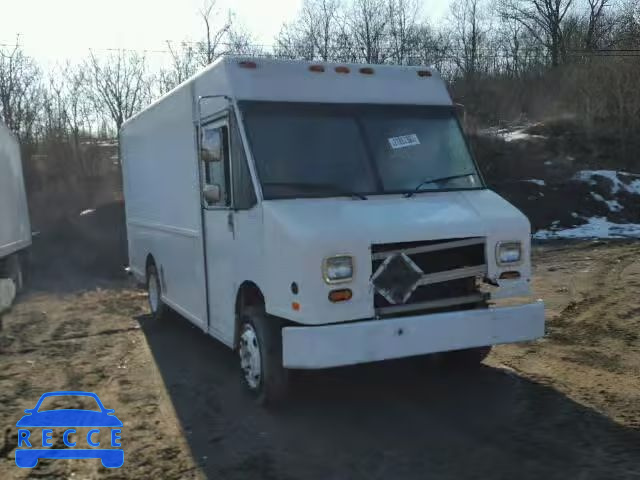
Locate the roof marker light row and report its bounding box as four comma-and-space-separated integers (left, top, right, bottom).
237, 60, 431, 78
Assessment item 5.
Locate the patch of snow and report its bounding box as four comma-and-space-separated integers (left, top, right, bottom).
80, 209, 95, 216
544, 161, 553, 166
501, 129, 546, 142
534, 217, 640, 239
571, 212, 579, 218
523, 179, 546, 186
589, 192, 622, 211
606, 200, 623, 212
574, 170, 640, 195
479, 124, 546, 143
477, 126, 501, 136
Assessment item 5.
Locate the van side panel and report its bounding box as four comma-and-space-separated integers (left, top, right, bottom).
0, 121, 31, 259
120, 86, 208, 328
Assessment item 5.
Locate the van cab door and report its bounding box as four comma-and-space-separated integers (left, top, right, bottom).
199, 116, 236, 344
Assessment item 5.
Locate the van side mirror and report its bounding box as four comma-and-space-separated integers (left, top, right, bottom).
201, 129, 223, 163
203, 184, 221, 204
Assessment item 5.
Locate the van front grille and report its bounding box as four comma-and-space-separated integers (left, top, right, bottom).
371, 237, 487, 316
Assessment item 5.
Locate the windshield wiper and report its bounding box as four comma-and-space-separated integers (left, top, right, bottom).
263, 182, 367, 200
403, 173, 476, 198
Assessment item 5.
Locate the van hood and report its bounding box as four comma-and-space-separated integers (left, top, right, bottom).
262, 189, 530, 245
260, 188, 532, 324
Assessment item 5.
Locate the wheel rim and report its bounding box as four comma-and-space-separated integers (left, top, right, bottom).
239, 324, 262, 390
148, 273, 159, 314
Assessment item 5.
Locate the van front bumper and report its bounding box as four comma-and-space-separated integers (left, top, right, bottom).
282, 301, 545, 369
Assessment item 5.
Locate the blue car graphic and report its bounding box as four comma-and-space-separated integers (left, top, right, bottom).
15, 391, 123, 468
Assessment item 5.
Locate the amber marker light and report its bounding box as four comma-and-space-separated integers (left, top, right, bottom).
238, 60, 257, 69
328, 289, 353, 303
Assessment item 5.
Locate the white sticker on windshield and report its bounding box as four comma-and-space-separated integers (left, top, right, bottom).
388, 134, 420, 149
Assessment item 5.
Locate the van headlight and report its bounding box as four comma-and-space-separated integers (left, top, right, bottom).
323, 255, 353, 283
496, 242, 522, 265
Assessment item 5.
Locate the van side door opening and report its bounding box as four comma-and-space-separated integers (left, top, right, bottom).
199, 116, 237, 344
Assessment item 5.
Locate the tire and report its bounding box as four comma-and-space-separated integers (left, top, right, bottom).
146, 263, 169, 320
238, 309, 289, 406
443, 346, 492, 367
5, 254, 24, 293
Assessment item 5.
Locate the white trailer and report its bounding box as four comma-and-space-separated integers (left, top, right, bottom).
0, 120, 31, 293
120, 57, 544, 404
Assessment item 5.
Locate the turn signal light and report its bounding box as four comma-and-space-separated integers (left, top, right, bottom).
292, 302, 301, 311
499, 271, 521, 280
417, 70, 432, 77
328, 289, 352, 303
335, 66, 350, 74
309, 65, 325, 72
359, 67, 375, 75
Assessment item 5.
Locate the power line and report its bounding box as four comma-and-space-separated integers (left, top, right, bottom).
4, 36, 640, 59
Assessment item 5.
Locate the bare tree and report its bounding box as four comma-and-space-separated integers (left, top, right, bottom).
313, 0, 343, 60
409, 24, 452, 72
227, 24, 264, 56
496, 13, 547, 76
500, 0, 574, 66
159, 0, 242, 92
0, 40, 42, 141
61, 64, 93, 140
612, 0, 640, 47
87, 50, 150, 132
275, 23, 317, 60
349, 0, 389, 63
42, 75, 67, 140
275, 0, 343, 61
387, 0, 421, 64
158, 41, 199, 93
197, 0, 232, 65
585, 0, 616, 49
449, 0, 490, 79
58, 63, 105, 176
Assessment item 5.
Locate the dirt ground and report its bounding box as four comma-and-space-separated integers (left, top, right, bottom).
1, 240, 640, 479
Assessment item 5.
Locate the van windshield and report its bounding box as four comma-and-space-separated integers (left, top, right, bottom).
239, 102, 483, 200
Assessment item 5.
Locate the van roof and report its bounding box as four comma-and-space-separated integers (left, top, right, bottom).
122, 56, 452, 130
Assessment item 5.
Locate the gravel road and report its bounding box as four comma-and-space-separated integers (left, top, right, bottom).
1, 241, 639, 479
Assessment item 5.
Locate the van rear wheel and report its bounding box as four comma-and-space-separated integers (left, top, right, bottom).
146, 264, 169, 320
238, 309, 289, 405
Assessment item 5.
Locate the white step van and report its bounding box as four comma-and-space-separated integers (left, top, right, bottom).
120, 57, 544, 404
0, 120, 31, 295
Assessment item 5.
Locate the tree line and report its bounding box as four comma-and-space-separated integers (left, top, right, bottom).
0, 0, 639, 196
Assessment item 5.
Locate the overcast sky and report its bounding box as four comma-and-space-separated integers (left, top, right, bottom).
0, 0, 450, 66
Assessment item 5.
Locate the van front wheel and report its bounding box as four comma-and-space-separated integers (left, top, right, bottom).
444, 346, 492, 367
238, 310, 289, 405
146, 264, 169, 320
